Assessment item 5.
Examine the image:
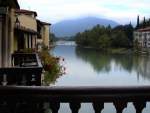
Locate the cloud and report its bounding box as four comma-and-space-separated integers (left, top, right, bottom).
18, 0, 150, 24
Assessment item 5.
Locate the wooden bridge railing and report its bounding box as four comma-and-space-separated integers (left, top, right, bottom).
0, 53, 43, 86
0, 86, 149, 113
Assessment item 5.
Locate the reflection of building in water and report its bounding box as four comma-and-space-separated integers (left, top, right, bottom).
136, 56, 150, 80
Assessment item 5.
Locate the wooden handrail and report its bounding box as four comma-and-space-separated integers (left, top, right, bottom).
0, 53, 43, 86
0, 86, 150, 99
0, 86, 149, 113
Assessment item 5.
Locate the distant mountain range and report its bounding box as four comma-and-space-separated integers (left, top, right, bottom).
51, 17, 118, 37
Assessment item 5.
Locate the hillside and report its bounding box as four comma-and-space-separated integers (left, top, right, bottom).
51, 17, 118, 37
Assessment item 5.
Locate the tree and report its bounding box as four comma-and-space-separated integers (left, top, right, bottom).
136, 15, 140, 29
111, 31, 130, 48
74, 24, 133, 49
49, 33, 57, 42
143, 17, 146, 28
124, 24, 134, 46
98, 34, 111, 49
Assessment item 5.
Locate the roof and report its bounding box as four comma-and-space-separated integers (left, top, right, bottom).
0, 0, 20, 9
15, 9, 37, 16
37, 19, 51, 26
41, 21, 51, 25
136, 27, 150, 32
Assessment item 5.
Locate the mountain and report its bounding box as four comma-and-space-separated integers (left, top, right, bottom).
51, 17, 118, 37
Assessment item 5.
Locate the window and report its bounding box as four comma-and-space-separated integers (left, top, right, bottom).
139, 36, 142, 41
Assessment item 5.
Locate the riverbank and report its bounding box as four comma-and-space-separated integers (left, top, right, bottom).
108, 48, 133, 54
77, 45, 133, 54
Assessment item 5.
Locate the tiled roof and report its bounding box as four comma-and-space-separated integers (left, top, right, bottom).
0, 0, 20, 9
41, 21, 51, 25
37, 19, 51, 25
15, 9, 37, 16
136, 27, 150, 32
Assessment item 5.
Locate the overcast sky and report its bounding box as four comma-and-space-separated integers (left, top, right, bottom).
18, 0, 150, 24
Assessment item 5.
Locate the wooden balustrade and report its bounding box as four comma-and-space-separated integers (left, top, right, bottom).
0, 86, 149, 113
0, 53, 43, 86
11, 53, 42, 67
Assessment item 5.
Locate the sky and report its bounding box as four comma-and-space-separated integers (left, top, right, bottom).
18, 0, 150, 24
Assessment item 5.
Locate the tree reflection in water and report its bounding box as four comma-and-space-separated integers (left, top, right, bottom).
43, 46, 150, 85
75, 47, 150, 80
76, 47, 111, 73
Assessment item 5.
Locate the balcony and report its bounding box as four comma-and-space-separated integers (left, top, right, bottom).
0, 53, 43, 86
0, 86, 149, 113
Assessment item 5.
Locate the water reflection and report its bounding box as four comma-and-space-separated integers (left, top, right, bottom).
76, 47, 111, 73
48, 45, 150, 113
136, 56, 150, 80
75, 47, 150, 81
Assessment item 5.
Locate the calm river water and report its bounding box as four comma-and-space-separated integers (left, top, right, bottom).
48, 42, 150, 113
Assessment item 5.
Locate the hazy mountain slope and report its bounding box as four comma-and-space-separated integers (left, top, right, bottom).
51, 17, 118, 37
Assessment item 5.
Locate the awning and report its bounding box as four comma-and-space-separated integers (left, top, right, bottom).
15, 25, 38, 35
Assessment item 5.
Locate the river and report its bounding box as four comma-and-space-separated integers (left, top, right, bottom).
48, 41, 150, 113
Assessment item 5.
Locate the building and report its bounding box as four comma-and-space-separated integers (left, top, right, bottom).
134, 15, 150, 53
37, 20, 51, 50
14, 9, 38, 51
0, 0, 51, 67
0, 0, 43, 85
134, 27, 150, 48
0, 0, 20, 67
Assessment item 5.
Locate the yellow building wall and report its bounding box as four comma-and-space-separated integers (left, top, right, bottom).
0, 7, 16, 67
43, 25, 50, 47
13, 34, 18, 51
0, 13, 2, 67
14, 14, 38, 50
17, 14, 37, 31
10, 8, 15, 54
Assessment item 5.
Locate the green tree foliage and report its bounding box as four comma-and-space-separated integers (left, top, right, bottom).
97, 34, 111, 49
111, 31, 130, 48
136, 15, 140, 29
137, 17, 150, 29
49, 33, 57, 42
75, 24, 133, 49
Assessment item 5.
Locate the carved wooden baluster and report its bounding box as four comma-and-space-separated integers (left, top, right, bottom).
69, 102, 81, 113
113, 101, 127, 113
133, 101, 146, 113
92, 102, 104, 113
2, 74, 7, 86
49, 101, 60, 113
7, 101, 18, 113
35, 73, 42, 86
36, 102, 45, 113
21, 74, 27, 85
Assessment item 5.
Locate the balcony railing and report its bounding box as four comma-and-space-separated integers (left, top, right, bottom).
0, 86, 149, 113
0, 53, 43, 86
